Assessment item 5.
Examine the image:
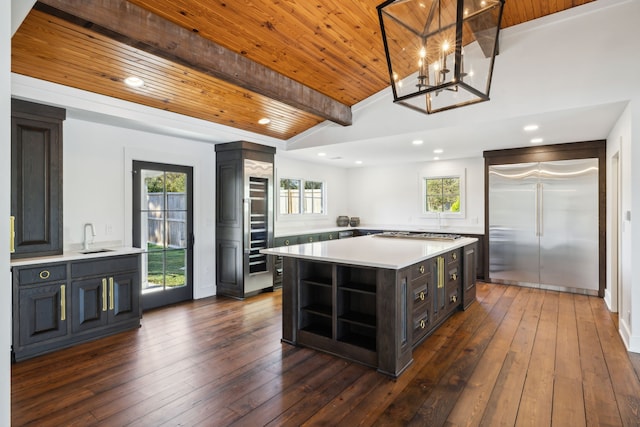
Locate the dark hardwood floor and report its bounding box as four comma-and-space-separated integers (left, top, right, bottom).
11, 283, 640, 426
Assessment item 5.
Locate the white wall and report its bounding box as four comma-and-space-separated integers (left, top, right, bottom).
274, 154, 349, 234
63, 117, 218, 299
1, 1, 11, 424
606, 107, 632, 331
630, 103, 640, 352
346, 157, 484, 233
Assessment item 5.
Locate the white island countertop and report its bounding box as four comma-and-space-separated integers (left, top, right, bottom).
10, 246, 144, 267
261, 234, 478, 269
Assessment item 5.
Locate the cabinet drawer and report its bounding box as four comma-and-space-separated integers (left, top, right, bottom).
275, 236, 299, 247
446, 249, 461, 265
18, 264, 66, 285
411, 281, 429, 304
410, 261, 431, 281
413, 306, 431, 344
71, 255, 139, 278
446, 266, 460, 287
301, 234, 321, 243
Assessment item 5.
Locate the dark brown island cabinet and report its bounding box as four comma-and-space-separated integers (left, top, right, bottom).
264, 235, 478, 377
12, 254, 141, 361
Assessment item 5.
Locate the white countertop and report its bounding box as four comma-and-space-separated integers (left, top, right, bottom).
261, 234, 478, 269
10, 246, 144, 267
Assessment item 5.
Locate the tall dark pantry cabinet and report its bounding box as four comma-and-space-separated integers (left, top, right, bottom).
215, 141, 275, 299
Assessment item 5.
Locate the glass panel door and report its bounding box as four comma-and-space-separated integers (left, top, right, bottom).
133, 161, 193, 310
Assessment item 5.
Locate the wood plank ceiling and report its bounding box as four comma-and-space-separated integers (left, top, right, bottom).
11, 0, 595, 140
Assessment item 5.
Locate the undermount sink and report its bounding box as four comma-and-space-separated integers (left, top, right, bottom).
79, 248, 113, 254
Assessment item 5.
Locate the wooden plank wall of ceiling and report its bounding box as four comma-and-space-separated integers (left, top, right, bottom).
11, 0, 594, 140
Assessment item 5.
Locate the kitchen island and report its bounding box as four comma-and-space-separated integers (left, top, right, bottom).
262, 234, 478, 377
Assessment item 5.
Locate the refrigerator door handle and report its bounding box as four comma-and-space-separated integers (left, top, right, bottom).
539, 183, 543, 237
535, 183, 540, 236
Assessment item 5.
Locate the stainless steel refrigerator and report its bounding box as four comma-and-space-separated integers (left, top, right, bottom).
488, 158, 599, 295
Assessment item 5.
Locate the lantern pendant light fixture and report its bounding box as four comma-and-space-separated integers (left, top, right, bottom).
377, 0, 505, 114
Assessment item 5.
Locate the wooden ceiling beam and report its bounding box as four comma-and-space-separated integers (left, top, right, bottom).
34, 0, 353, 126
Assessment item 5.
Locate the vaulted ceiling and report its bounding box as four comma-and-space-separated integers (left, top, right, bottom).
11, 0, 594, 141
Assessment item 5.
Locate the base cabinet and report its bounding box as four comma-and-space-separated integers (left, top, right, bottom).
18, 282, 69, 348
282, 244, 475, 377
12, 254, 141, 361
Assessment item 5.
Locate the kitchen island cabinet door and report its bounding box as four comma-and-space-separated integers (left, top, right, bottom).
463, 243, 478, 309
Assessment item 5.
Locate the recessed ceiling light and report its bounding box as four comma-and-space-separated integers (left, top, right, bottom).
433, 148, 443, 154
530, 138, 544, 144
355, 160, 363, 165
258, 118, 271, 125
524, 124, 539, 132
124, 76, 144, 88
317, 152, 326, 157
412, 140, 424, 145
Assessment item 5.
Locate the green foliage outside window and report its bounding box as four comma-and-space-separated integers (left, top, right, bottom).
145, 172, 186, 193
425, 177, 461, 213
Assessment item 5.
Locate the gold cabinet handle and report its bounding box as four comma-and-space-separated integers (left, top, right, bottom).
452, 272, 458, 281
438, 257, 444, 288
419, 265, 425, 274
60, 285, 66, 321
102, 278, 108, 312
109, 277, 114, 311
451, 294, 458, 303
420, 319, 426, 329
419, 291, 425, 301
9, 216, 15, 253
452, 252, 457, 260
284, 239, 290, 245
39, 270, 50, 280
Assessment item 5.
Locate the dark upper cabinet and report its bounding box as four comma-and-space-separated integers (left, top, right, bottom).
11, 99, 65, 258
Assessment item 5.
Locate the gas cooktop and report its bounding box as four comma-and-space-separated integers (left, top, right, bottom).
374, 231, 462, 241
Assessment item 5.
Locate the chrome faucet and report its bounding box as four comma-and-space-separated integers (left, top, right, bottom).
83, 223, 96, 251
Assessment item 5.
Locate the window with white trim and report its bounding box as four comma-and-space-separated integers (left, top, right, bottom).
279, 178, 325, 215
422, 172, 465, 217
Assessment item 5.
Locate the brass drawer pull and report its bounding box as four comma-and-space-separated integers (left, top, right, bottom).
451, 294, 458, 303
39, 270, 50, 280
102, 278, 108, 312
9, 216, 15, 253
420, 319, 426, 329
451, 272, 458, 281
452, 252, 457, 260
284, 239, 290, 245
419, 291, 425, 301
109, 277, 115, 310
60, 285, 66, 321
418, 265, 425, 274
